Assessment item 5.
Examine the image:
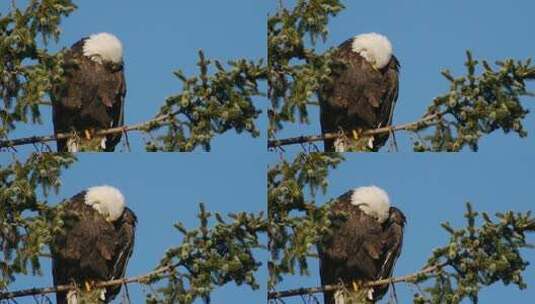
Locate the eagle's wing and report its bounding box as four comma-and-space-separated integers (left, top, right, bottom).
378, 207, 405, 278
379, 56, 400, 128
103, 67, 126, 151
371, 207, 406, 301
373, 56, 400, 148
105, 207, 136, 302
116, 70, 126, 129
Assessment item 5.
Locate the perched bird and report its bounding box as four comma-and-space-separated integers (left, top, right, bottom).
318, 186, 405, 303
51, 185, 136, 304
319, 33, 400, 152
51, 32, 126, 152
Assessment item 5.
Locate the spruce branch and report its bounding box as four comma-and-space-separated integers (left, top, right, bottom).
0, 153, 76, 289
146, 50, 266, 152
269, 153, 535, 303
267, 111, 443, 149
0, 261, 182, 300
268, 0, 345, 137
2, 0, 266, 152
147, 203, 267, 303
268, 0, 535, 152
268, 152, 344, 288
267, 262, 447, 300
1, 199, 268, 303
1, 154, 268, 303
0, 110, 180, 149
0, 0, 77, 137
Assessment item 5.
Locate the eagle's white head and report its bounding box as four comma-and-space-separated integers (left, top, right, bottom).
350, 185, 391, 223
83, 32, 123, 64
84, 185, 125, 222
351, 32, 393, 69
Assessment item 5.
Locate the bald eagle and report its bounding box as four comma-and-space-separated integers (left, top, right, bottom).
318, 186, 405, 304
319, 33, 400, 152
51, 185, 136, 304
51, 33, 126, 152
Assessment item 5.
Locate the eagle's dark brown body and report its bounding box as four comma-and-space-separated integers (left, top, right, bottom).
319, 39, 400, 152
51, 191, 136, 304
51, 38, 126, 152
318, 191, 405, 304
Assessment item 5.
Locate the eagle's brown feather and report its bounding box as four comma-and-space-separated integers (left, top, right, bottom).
51, 191, 136, 304
319, 39, 400, 152
318, 190, 405, 304
51, 38, 126, 152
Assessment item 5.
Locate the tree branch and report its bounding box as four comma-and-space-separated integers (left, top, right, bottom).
267, 262, 446, 300
0, 111, 180, 149
267, 111, 443, 149
0, 261, 182, 300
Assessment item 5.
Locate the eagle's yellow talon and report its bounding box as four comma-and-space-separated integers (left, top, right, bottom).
352, 130, 360, 140
352, 281, 359, 292
84, 129, 92, 140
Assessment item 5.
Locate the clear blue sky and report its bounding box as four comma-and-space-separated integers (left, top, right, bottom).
1, 152, 268, 303
1, 1, 269, 152
274, 0, 535, 153
269, 151, 535, 303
